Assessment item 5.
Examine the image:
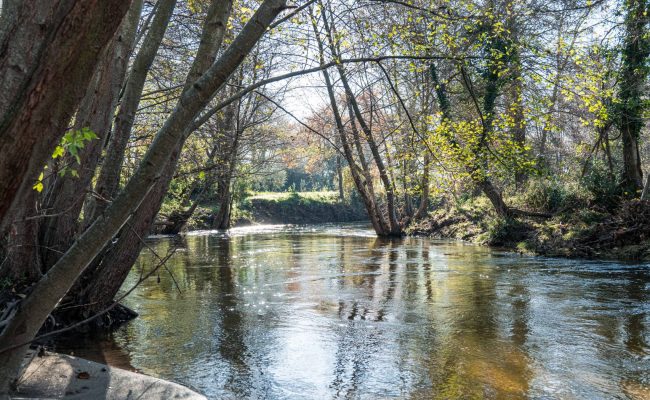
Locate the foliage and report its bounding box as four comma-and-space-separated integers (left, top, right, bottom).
518, 179, 588, 213
33, 127, 98, 192
581, 159, 623, 211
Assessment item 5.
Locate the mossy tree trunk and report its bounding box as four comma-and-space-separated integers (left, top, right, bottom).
617, 0, 650, 195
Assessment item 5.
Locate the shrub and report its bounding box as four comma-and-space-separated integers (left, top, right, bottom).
521, 179, 566, 212
581, 160, 622, 211
485, 217, 530, 246
519, 179, 588, 213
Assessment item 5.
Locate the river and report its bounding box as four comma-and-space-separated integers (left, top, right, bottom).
56, 223, 650, 399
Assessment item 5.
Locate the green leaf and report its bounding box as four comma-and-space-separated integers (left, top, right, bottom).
52, 146, 65, 159
82, 128, 98, 141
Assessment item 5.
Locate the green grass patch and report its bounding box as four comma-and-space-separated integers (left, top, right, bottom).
247, 191, 340, 204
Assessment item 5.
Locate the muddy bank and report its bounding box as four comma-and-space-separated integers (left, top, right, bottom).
13, 351, 205, 399
408, 199, 650, 262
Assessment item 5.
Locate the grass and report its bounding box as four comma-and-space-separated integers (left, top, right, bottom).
246, 191, 341, 203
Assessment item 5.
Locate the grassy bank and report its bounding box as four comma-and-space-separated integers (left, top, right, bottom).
408, 185, 650, 262
187, 191, 367, 229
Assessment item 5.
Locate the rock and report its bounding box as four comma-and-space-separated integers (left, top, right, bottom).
13, 352, 205, 399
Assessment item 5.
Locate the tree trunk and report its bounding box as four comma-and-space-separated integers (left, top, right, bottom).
310, 6, 388, 236
85, 0, 178, 223
67, 155, 176, 321
0, 191, 42, 284
0, 0, 285, 392
321, 5, 401, 235
0, 0, 132, 233
214, 186, 233, 229
39, 0, 143, 270
336, 155, 344, 201
618, 0, 650, 194
347, 100, 388, 232
213, 133, 241, 230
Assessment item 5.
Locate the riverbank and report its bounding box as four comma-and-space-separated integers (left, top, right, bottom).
187, 191, 367, 229
12, 351, 205, 399
408, 197, 650, 262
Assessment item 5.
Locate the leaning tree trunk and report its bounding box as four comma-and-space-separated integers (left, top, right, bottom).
39, 0, 143, 270
0, 0, 285, 393
65, 157, 177, 322
310, 7, 389, 235
430, 62, 513, 219
62, 0, 234, 321
321, 5, 402, 235
85, 0, 178, 223
347, 99, 389, 233
0, 0, 132, 233
618, 0, 650, 194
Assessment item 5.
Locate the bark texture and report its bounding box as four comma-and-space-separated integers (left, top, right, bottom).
39, 0, 143, 270
0, 0, 132, 232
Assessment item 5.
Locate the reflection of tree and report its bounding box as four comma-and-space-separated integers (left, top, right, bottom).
366, 237, 391, 321
385, 239, 400, 302
422, 241, 432, 301
330, 237, 394, 397
624, 272, 648, 354
213, 237, 252, 397
330, 303, 382, 398
409, 245, 533, 398
404, 240, 420, 301
509, 280, 530, 347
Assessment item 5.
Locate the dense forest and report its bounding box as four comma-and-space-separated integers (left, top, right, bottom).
1, 0, 649, 395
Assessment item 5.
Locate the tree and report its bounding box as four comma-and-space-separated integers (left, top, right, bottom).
617, 0, 650, 194
0, 1, 133, 233
0, 0, 288, 392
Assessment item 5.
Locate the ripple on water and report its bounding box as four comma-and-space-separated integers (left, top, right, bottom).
55, 223, 650, 399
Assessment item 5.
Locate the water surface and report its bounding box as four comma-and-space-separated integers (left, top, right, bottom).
59, 223, 650, 399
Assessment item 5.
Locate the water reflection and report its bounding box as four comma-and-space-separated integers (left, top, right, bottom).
59, 223, 650, 399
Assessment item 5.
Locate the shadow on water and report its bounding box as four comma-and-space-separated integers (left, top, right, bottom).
57, 223, 650, 399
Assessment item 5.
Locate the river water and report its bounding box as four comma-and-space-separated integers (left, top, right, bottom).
57, 223, 650, 399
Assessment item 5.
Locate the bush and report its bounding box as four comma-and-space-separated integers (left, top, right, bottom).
520, 179, 587, 213
485, 217, 530, 246
581, 160, 622, 211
